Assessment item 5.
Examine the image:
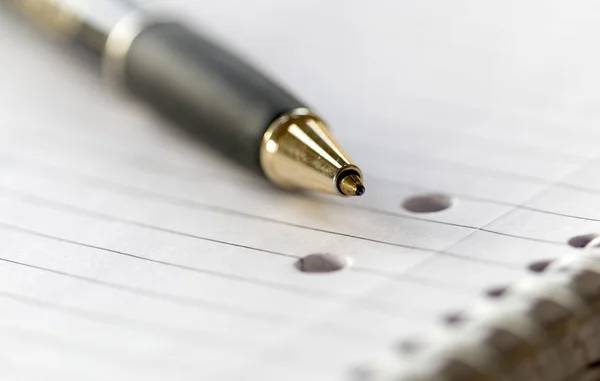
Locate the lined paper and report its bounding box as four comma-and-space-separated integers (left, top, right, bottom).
2, 0, 600, 380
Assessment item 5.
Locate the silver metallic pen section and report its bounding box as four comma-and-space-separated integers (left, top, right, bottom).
102, 10, 151, 90
9, 0, 136, 54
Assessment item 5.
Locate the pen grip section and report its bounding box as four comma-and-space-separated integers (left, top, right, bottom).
122, 22, 303, 172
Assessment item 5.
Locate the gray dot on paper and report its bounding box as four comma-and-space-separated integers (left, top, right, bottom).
486, 285, 508, 298
568, 233, 599, 248
444, 311, 467, 325
397, 339, 423, 354
296, 253, 351, 273
402, 193, 453, 213
528, 259, 553, 273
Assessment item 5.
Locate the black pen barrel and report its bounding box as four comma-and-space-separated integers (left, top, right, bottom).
122, 22, 304, 172
8, 0, 365, 196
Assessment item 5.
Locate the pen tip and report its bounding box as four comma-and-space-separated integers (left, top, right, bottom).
338, 173, 366, 197
355, 184, 366, 196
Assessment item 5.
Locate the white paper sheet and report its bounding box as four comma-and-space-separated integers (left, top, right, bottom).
1, 0, 600, 380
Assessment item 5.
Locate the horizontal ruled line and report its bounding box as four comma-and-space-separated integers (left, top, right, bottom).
5, 135, 600, 234
0, 153, 588, 248
0, 232, 289, 323
0, 183, 572, 268
0, 290, 222, 343
0, 215, 344, 299
0, 184, 454, 253
1, 111, 594, 181
0, 221, 473, 318
0, 322, 222, 374
0, 226, 461, 341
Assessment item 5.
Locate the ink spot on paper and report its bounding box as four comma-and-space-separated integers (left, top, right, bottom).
402, 193, 453, 213
528, 259, 553, 273
486, 286, 508, 298
351, 367, 371, 381
568, 233, 599, 248
397, 339, 423, 354
444, 311, 467, 325
296, 253, 350, 273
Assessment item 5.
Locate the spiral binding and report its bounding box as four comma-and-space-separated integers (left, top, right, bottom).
360, 246, 600, 381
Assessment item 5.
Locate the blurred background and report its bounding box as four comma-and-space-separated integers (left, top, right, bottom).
2, 1, 600, 381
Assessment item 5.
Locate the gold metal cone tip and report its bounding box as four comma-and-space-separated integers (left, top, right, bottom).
260, 108, 364, 196
338, 173, 365, 197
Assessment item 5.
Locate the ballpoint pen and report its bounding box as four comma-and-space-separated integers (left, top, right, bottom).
9, 0, 366, 197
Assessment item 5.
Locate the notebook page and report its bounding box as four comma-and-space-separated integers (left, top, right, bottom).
1, 0, 600, 380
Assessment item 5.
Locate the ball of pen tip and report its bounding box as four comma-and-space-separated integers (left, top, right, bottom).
338, 174, 366, 197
